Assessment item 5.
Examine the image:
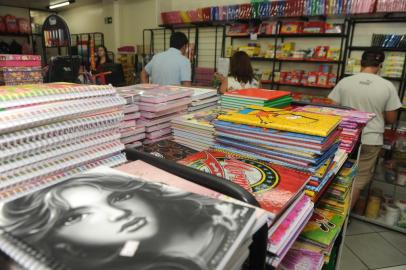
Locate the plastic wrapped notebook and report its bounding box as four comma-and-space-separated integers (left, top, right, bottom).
0, 166, 258, 270
224, 88, 290, 101
137, 97, 192, 112
218, 106, 341, 137
179, 150, 311, 219
137, 86, 193, 103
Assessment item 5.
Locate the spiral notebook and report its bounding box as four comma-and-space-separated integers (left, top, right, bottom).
0, 167, 257, 270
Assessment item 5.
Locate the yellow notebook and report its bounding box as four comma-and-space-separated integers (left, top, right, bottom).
217, 106, 341, 137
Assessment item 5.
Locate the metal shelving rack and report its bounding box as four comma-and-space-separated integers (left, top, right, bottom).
343, 17, 406, 234
70, 32, 104, 67
228, 19, 349, 92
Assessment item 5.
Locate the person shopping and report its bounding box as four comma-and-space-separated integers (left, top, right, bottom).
218, 51, 259, 94
328, 48, 402, 209
141, 32, 192, 86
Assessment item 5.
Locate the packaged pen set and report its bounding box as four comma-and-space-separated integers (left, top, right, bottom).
0, 83, 127, 202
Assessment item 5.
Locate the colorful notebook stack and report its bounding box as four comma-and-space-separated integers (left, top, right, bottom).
297, 208, 346, 264
179, 150, 313, 268
134, 85, 193, 144
266, 194, 314, 268
0, 54, 43, 86
221, 88, 292, 110
0, 83, 127, 202
116, 86, 144, 147
319, 160, 357, 215
304, 149, 348, 202
294, 106, 375, 153
214, 106, 342, 173
189, 87, 219, 112
171, 108, 225, 151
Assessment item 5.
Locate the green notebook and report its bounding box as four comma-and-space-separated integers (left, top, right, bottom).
300, 209, 345, 247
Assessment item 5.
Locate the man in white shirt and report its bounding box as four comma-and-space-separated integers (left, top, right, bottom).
329, 49, 402, 208
141, 32, 192, 86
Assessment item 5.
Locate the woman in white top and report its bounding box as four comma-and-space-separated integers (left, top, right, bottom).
218, 51, 259, 94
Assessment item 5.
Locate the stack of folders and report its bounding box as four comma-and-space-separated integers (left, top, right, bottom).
0, 83, 127, 202
116, 86, 145, 147
134, 84, 193, 144
0, 163, 267, 270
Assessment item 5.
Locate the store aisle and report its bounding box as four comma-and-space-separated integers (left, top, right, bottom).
339, 219, 406, 270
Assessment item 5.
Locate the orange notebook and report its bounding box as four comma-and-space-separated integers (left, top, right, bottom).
225, 88, 291, 101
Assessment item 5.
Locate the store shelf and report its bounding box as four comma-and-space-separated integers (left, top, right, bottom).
273, 82, 335, 89
278, 58, 343, 64
349, 46, 406, 52
0, 32, 30, 38
279, 33, 345, 38
350, 213, 406, 234
373, 177, 406, 188
343, 73, 403, 81
228, 33, 344, 39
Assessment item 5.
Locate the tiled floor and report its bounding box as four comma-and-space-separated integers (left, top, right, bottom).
339, 218, 406, 270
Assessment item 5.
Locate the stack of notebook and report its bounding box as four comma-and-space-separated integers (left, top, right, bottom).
294, 106, 375, 153
179, 150, 312, 268
116, 86, 145, 147
0, 83, 127, 202
0, 164, 266, 270
266, 194, 314, 268
213, 106, 342, 173
171, 108, 225, 151
221, 88, 292, 110
297, 208, 346, 264
134, 85, 192, 144
319, 160, 357, 215
189, 87, 219, 112
304, 149, 348, 202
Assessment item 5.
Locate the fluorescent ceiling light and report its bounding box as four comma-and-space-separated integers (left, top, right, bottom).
49, 1, 70, 9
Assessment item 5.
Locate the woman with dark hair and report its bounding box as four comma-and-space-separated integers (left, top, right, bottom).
0, 173, 246, 270
218, 51, 259, 94
96, 45, 112, 70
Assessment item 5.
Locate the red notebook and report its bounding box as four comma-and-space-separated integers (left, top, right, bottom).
179, 150, 310, 218
224, 88, 291, 101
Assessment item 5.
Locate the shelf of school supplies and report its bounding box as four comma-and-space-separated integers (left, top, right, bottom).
227, 33, 345, 39
243, 57, 343, 64
343, 73, 403, 82
0, 32, 31, 38
349, 46, 406, 52
373, 177, 406, 188
271, 82, 335, 90
350, 213, 406, 234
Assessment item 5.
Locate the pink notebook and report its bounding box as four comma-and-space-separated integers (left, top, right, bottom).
145, 122, 172, 132
138, 97, 192, 112
145, 128, 172, 139
139, 86, 193, 103
141, 105, 188, 119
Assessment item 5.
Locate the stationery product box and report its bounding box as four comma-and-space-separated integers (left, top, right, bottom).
280, 22, 303, 34
303, 22, 326, 33
0, 54, 41, 67
0, 67, 43, 85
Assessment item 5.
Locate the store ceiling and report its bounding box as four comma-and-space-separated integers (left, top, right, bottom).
0, 0, 101, 11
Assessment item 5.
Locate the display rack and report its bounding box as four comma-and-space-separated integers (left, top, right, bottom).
228, 19, 349, 92
125, 148, 268, 270
143, 24, 226, 84
343, 17, 406, 234
71, 32, 104, 67
41, 14, 72, 64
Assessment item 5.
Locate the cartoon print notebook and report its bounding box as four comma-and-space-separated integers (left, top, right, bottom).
300, 209, 345, 247
179, 150, 311, 218
217, 106, 341, 137
224, 88, 291, 101
0, 167, 257, 270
